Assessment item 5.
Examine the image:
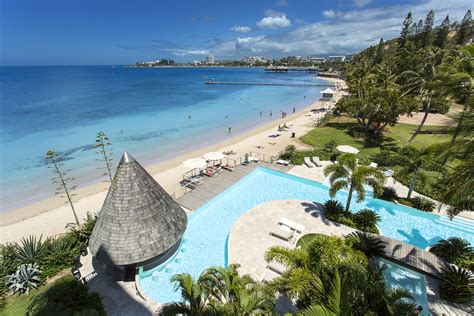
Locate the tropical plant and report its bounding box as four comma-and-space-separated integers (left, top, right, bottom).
26, 275, 105, 315
95, 131, 114, 182
70, 212, 98, 244
347, 231, 387, 259
375, 186, 398, 202
14, 235, 45, 265
438, 265, 474, 303
45, 150, 80, 227
280, 144, 297, 160
410, 196, 435, 212
6, 263, 41, 294
324, 153, 385, 211
41, 236, 82, 278
429, 237, 474, 269
352, 209, 381, 233
323, 200, 344, 216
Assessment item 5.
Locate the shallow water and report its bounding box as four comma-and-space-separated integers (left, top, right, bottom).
0, 66, 324, 210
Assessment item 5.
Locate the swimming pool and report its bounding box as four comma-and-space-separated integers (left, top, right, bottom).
138, 167, 474, 303
380, 258, 428, 315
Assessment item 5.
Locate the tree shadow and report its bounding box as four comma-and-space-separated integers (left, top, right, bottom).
396, 228, 441, 250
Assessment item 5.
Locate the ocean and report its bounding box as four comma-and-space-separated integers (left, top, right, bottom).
0, 66, 325, 211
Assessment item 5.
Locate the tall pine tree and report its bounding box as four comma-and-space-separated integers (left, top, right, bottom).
399, 11, 413, 48
422, 10, 435, 47
457, 9, 472, 45
373, 38, 384, 64
434, 15, 450, 48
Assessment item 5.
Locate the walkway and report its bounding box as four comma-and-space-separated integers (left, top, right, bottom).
176, 162, 291, 211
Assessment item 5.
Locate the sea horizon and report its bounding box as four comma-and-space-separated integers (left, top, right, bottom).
0, 66, 327, 212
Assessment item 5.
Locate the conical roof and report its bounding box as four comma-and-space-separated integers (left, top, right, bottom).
89, 151, 187, 266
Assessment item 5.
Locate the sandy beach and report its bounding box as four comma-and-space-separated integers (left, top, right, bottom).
0, 78, 345, 244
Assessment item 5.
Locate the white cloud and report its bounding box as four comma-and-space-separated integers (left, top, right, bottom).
257, 10, 291, 29
173, 49, 209, 56
275, 0, 288, 7
353, 0, 373, 8
323, 9, 341, 18
295, 18, 307, 25
230, 25, 252, 33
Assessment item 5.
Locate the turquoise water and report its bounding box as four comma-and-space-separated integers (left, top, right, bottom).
138, 167, 474, 303
381, 259, 428, 315
0, 67, 323, 210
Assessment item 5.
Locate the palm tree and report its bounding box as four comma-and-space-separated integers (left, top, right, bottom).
392, 146, 434, 199
324, 153, 385, 211
347, 231, 387, 259
429, 237, 473, 264
438, 265, 474, 303
401, 47, 447, 145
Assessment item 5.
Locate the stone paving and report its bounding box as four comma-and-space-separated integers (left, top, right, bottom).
227, 199, 356, 280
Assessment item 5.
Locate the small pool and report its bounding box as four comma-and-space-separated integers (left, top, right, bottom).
138, 167, 474, 303
380, 258, 428, 315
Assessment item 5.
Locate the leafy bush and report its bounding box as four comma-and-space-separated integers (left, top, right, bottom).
438, 265, 474, 303
429, 238, 474, 270
14, 235, 45, 265
41, 235, 82, 278
6, 264, 41, 294
323, 199, 344, 215
26, 275, 105, 315
410, 196, 435, 212
279, 145, 297, 160
0, 243, 20, 295
353, 209, 381, 233
375, 186, 398, 202
347, 231, 387, 259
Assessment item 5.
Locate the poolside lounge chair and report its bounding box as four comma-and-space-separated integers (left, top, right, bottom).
222, 163, 235, 171
248, 156, 259, 162
311, 156, 322, 167
203, 168, 215, 177
279, 217, 305, 234
269, 227, 294, 242
267, 261, 286, 274
304, 157, 314, 168
369, 162, 378, 168
261, 269, 280, 283
276, 159, 289, 166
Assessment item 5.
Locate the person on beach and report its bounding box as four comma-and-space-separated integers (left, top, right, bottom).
260, 111, 262, 117
228, 127, 231, 133
188, 114, 191, 119
270, 111, 272, 118
293, 107, 296, 113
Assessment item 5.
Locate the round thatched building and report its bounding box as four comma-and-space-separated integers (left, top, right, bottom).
89, 151, 187, 280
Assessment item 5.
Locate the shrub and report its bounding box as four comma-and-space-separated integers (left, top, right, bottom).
353, 209, 381, 233
438, 265, 474, 303
429, 238, 474, 270
14, 235, 45, 265
0, 243, 20, 295
336, 216, 356, 227
323, 199, 344, 216
347, 231, 387, 259
6, 263, 41, 295
26, 275, 105, 315
41, 235, 82, 278
375, 186, 398, 202
279, 145, 297, 160
410, 196, 435, 212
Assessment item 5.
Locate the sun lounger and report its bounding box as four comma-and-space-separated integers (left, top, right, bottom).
384, 169, 394, 177
269, 227, 294, 241
279, 217, 305, 233
369, 162, 378, 168
276, 159, 289, 166
203, 168, 215, 177
311, 156, 322, 167
222, 163, 235, 171
267, 261, 286, 274
248, 156, 259, 162
261, 269, 280, 283
269, 134, 281, 138
304, 157, 314, 168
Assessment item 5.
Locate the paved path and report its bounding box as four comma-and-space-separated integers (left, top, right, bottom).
176, 162, 291, 211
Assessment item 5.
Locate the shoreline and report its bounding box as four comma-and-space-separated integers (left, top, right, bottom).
0, 77, 344, 243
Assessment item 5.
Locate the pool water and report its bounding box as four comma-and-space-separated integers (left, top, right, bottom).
138, 167, 474, 303
380, 259, 428, 315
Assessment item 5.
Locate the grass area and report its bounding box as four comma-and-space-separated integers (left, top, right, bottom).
300, 119, 452, 160
296, 233, 320, 248
0, 283, 50, 315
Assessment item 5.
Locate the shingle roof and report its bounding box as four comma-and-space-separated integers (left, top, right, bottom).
89, 151, 187, 266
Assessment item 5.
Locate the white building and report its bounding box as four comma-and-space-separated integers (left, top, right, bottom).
308, 56, 326, 63
242, 56, 270, 65
206, 54, 215, 64
328, 55, 346, 62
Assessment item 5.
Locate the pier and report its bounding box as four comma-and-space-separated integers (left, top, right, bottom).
205, 81, 332, 87
264, 67, 319, 73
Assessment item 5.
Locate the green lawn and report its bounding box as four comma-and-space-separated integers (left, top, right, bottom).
0, 285, 49, 315
300, 119, 452, 159
296, 233, 320, 248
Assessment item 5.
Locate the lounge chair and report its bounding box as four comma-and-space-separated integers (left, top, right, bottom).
203, 168, 215, 177
276, 159, 289, 166
269, 134, 281, 138
369, 162, 378, 168
248, 156, 259, 162
311, 156, 322, 167
279, 217, 305, 234
269, 227, 294, 241
267, 261, 286, 274
304, 157, 314, 168
222, 163, 235, 171
261, 269, 280, 283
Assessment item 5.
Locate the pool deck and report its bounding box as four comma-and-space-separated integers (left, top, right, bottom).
176, 161, 292, 211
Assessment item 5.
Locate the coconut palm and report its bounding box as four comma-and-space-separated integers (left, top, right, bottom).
347, 231, 387, 259
392, 146, 434, 199
324, 153, 385, 211
438, 265, 474, 303
401, 47, 447, 145
429, 237, 473, 264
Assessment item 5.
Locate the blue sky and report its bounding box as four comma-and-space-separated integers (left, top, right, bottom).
1, 0, 472, 65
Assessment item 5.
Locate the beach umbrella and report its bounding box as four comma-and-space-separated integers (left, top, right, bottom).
203, 152, 224, 161
183, 158, 206, 169
336, 145, 360, 154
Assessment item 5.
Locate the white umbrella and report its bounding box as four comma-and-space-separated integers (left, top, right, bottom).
336, 145, 360, 154
203, 152, 224, 161
183, 158, 207, 169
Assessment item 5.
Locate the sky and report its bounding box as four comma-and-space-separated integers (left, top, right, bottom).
0, 0, 472, 65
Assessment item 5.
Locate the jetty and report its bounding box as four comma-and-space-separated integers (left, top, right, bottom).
264, 66, 318, 73
205, 81, 332, 87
